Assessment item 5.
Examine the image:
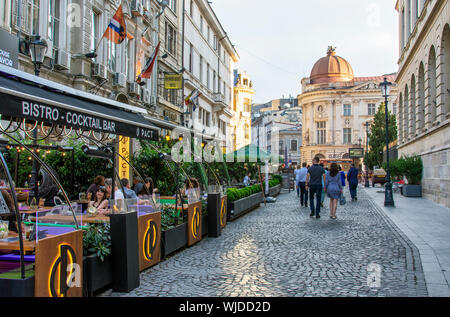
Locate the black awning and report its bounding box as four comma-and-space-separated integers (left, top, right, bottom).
0, 73, 159, 141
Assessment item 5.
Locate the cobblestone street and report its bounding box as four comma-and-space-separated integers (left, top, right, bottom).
111, 188, 428, 297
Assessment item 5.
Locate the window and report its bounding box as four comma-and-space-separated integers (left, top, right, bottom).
199, 55, 203, 82
213, 71, 216, 92
213, 35, 218, 50
90, 10, 99, 53
48, 0, 60, 47
343, 104, 352, 116
218, 76, 221, 93
401, 8, 405, 48
189, 43, 193, 73
190, 0, 194, 18
165, 22, 176, 56
393, 103, 397, 115
368, 103, 376, 115
290, 140, 298, 151
279, 140, 284, 153
343, 128, 352, 144
206, 63, 210, 89
0, 0, 5, 27
317, 122, 326, 145
200, 15, 203, 33
12, 0, 39, 35
207, 26, 210, 43
244, 98, 251, 112
169, 0, 176, 12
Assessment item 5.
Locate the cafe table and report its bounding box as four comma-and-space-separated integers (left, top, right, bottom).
0, 232, 38, 252
34, 213, 110, 225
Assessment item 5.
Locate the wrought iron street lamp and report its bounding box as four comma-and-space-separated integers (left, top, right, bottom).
380, 77, 395, 207
364, 121, 370, 188
29, 35, 48, 76
28, 35, 48, 202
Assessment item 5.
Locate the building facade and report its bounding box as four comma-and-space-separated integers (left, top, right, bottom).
395, 0, 450, 207
230, 69, 255, 151
298, 47, 398, 170
182, 0, 239, 145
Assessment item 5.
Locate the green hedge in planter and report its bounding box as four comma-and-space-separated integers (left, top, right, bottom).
382, 155, 423, 184
226, 175, 282, 203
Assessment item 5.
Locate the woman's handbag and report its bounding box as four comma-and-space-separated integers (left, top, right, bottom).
339, 193, 346, 206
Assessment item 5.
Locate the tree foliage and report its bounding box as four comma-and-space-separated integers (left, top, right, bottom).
365, 102, 397, 170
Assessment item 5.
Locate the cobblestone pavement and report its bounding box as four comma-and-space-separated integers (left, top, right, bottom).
111, 188, 428, 297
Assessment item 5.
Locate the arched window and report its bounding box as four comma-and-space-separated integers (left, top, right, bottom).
418, 62, 425, 130
404, 85, 409, 140
410, 75, 416, 134
398, 92, 404, 142
428, 46, 437, 124
442, 24, 450, 118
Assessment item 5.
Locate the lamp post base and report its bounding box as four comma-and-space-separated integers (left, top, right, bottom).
384, 182, 395, 207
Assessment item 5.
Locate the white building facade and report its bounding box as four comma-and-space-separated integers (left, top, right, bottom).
395, 0, 450, 207
182, 0, 239, 145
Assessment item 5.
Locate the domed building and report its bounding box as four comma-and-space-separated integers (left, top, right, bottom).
298, 46, 398, 171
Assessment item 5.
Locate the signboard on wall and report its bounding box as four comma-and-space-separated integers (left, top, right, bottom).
349, 148, 364, 158
164, 74, 183, 89
0, 30, 19, 69
119, 136, 130, 179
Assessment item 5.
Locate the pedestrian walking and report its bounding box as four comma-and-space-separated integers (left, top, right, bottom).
339, 165, 346, 188
305, 157, 326, 218
320, 165, 328, 207
347, 163, 359, 201
324, 163, 343, 219
294, 165, 301, 197
297, 163, 308, 207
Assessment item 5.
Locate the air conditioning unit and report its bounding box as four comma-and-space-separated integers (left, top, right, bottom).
131, 0, 144, 16
53, 49, 70, 70
142, 89, 151, 105
112, 72, 126, 87
128, 82, 140, 96
91, 63, 107, 80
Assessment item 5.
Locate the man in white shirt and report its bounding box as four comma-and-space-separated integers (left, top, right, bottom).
297, 163, 309, 207
243, 173, 251, 187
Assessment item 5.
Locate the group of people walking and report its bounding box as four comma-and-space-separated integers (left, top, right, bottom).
295, 157, 359, 219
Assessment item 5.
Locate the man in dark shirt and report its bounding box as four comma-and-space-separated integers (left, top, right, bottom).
347, 164, 359, 201
305, 157, 326, 218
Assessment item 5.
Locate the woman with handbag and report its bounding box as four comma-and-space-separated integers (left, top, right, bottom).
324, 163, 343, 219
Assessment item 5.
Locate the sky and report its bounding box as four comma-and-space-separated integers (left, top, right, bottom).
211, 0, 399, 104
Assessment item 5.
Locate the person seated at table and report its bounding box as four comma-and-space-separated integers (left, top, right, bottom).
119, 178, 138, 199
182, 178, 201, 201
0, 189, 19, 233
243, 173, 251, 187
88, 187, 109, 215
86, 175, 105, 201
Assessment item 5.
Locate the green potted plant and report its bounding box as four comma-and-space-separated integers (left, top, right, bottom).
160, 204, 187, 258
400, 155, 423, 197
82, 223, 112, 297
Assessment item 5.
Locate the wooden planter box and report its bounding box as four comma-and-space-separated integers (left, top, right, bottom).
161, 222, 187, 259
228, 192, 263, 221
269, 184, 281, 197
138, 212, 161, 272
402, 184, 422, 197
83, 254, 113, 297
0, 276, 35, 297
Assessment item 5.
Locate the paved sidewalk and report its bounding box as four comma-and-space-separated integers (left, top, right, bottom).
109, 189, 427, 297
364, 186, 450, 297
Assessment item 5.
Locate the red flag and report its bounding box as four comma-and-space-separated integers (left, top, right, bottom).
136, 42, 160, 84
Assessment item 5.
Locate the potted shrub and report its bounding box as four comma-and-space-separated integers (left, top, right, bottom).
82, 223, 113, 297
160, 204, 187, 259
401, 155, 423, 197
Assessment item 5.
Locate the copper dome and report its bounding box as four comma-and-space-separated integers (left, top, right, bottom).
310, 47, 354, 84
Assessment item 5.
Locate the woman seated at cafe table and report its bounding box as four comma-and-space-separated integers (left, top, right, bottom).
88, 187, 109, 215
86, 175, 105, 201
134, 178, 159, 206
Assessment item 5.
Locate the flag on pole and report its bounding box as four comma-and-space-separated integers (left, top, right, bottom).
185, 89, 202, 111
102, 4, 133, 45
136, 42, 160, 85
